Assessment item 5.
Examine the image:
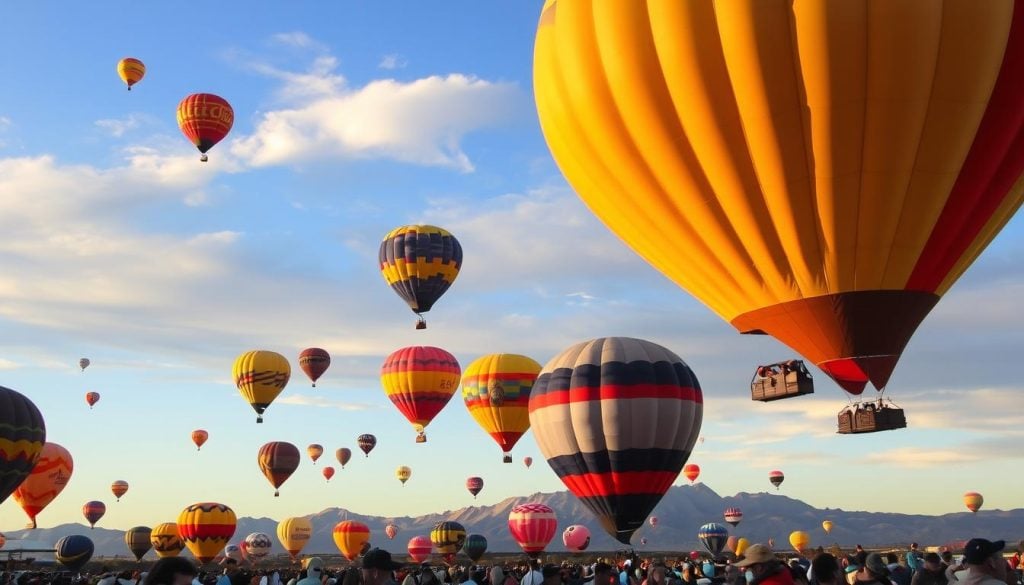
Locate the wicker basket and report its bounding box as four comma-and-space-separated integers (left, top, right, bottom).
751, 360, 815, 402
837, 402, 907, 434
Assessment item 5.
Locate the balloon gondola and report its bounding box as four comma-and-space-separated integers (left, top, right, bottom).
750, 361, 814, 402
837, 398, 907, 434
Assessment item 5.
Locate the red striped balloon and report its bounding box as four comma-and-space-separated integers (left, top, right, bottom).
385, 523, 398, 540
82, 501, 106, 528
176, 93, 233, 162
407, 535, 432, 563
85, 392, 100, 409
528, 337, 703, 545
724, 507, 743, 526
257, 442, 300, 496
769, 470, 785, 490
380, 346, 461, 443
508, 503, 557, 558
299, 348, 331, 387
466, 477, 484, 499
683, 463, 701, 483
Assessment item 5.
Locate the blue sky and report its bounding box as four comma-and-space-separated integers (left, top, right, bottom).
1, 2, 1023, 536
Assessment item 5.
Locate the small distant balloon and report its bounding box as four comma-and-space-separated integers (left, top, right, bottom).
299, 348, 331, 387
116, 58, 145, 91
85, 392, 100, 409
192, 430, 209, 451
79, 358, 90, 371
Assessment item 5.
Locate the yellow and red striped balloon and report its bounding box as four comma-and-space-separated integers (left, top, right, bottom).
381, 346, 461, 442
111, 480, 129, 501
177, 502, 236, 564
333, 521, 370, 561
12, 442, 73, 528
177, 93, 234, 162
963, 491, 983, 513
150, 522, 185, 558
233, 350, 291, 423
116, 58, 145, 90
462, 353, 541, 462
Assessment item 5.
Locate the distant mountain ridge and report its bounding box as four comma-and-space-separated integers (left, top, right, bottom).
3, 484, 1020, 559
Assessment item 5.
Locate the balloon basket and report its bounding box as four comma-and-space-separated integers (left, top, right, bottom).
416, 433, 426, 443
750, 360, 814, 402
837, 399, 906, 434
415, 318, 426, 330
503, 454, 512, 463
200, 154, 209, 162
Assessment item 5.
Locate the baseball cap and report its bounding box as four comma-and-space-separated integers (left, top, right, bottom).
964, 539, 1005, 565
363, 548, 403, 571
864, 554, 888, 577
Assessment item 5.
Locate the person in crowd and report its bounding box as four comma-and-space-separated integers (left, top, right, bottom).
733, 544, 795, 585
887, 554, 911, 585
907, 546, 923, 574
362, 549, 402, 585
911, 554, 947, 585
958, 539, 1008, 585
854, 554, 892, 585
143, 558, 198, 585
521, 563, 544, 585
540, 567, 561, 585
811, 553, 843, 585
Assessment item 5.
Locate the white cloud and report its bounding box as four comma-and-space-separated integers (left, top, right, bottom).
378, 54, 407, 70
95, 113, 146, 137
0, 358, 19, 370
277, 394, 377, 411
269, 32, 327, 52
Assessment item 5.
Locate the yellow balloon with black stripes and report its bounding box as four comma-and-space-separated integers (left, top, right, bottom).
233, 351, 291, 423
379, 225, 462, 329
150, 522, 185, 558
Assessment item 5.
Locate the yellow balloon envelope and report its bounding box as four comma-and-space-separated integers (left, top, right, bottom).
734, 537, 750, 557
332, 521, 370, 561
461, 353, 541, 462
277, 516, 313, 560
151, 522, 185, 558
962, 491, 983, 513
789, 531, 810, 553
12, 442, 73, 529
117, 58, 145, 90
233, 350, 291, 423
177, 502, 236, 564
396, 465, 412, 485
822, 520, 833, 535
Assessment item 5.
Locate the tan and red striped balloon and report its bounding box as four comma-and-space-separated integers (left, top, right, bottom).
257, 442, 300, 496
116, 58, 145, 90
528, 337, 703, 545
380, 346, 461, 443
299, 348, 331, 387
508, 503, 557, 558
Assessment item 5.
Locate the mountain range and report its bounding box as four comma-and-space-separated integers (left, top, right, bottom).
3, 484, 1021, 560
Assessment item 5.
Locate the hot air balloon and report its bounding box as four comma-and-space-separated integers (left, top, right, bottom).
322, 466, 335, 482
277, 517, 312, 560
698, 523, 729, 558
562, 525, 591, 552
385, 524, 398, 541
508, 503, 557, 559
724, 508, 743, 527
0, 533, 6, 549
151, 523, 185, 558
357, 434, 376, 456
307, 444, 324, 464
822, 521, 834, 535
116, 58, 145, 91
177, 93, 233, 162
125, 526, 153, 561
111, 480, 129, 502
379, 225, 462, 329
461, 353, 542, 462
735, 538, 750, 557
85, 392, 100, 409
233, 350, 290, 423
649, 517, 658, 528
431, 521, 466, 566
336, 448, 352, 468
683, 464, 701, 484
79, 358, 90, 372
177, 502, 236, 564
528, 337, 703, 544
689, 552, 701, 562
790, 531, 811, 554
299, 348, 331, 387
464, 534, 488, 563
192, 430, 209, 451
224, 545, 243, 563
13, 442, 73, 528
534, 1, 1024, 403
466, 477, 484, 499
726, 536, 739, 554
245, 533, 273, 562
396, 465, 412, 486
963, 492, 984, 513
640, 537, 648, 546
333, 521, 370, 561
55, 535, 94, 572
407, 536, 432, 564
258, 441, 301, 496
523, 456, 532, 469
381, 346, 461, 443
769, 471, 785, 490
238, 541, 249, 561
0, 386, 46, 507
82, 501, 106, 529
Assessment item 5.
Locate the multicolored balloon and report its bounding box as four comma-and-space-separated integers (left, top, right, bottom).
381, 346, 461, 442
177, 502, 237, 564
466, 477, 484, 498
462, 353, 541, 462
13, 442, 73, 528
333, 521, 370, 561
307, 444, 324, 464
233, 350, 291, 423
724, 508, 743, 527
125, 526, 153, 561
528, 337, 703, 544
379, 225, 463, 329
508, 503, 557, 559
299, 348, 331, 387
533, 0, 1024, 397
790, 531, 810, 553
407, 536, 432, 564
0, 386, 46, 507
357, 434, 376, 457
769, 470, 785, 490
151, 522, 185, 558
698, 523, 729, 558
192, 430, 209, 451
385, 523, 398, 540
177, 93, 233, 162
336, 448, 352, 468
430, 521, 466, 563
55, 535, 94, 572
277, 517, 312, 560
963, 492, 983, 513
224, 545, 243, 563
822, 520, 834, 535
464, 534, 488, 562
396, 465, 412, 486
82, 501, 106, 529
85, 392, 100, 409
562, 525, 591, 552
111, 480, 129, 502
244, 532, 273, 562
116, 58, 145, 91
683, 464, 701, 484
258, 441, 301, 496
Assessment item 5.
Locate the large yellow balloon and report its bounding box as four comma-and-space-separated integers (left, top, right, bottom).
151, 522, 185, 558
233, 350, 291, 423
177, 503, 236, 564
277, 517, 313, 560
789, 531, 810, 553
461, 353, 541, 463
333, 521, 370, 562
534, 1, 1024, 396
12, 442, 73, 529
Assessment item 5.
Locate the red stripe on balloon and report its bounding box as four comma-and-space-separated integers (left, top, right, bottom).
559, 471, 679, 497
528, 384, 702, 411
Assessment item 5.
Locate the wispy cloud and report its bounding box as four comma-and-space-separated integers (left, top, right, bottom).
378, 54, 407, 70
269, 31, 327, 52
277, 394, 378, 411
95, 113, 148, 137
0, 358, 19, 370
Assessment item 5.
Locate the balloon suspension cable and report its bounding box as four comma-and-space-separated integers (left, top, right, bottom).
200, 154, 209, 162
